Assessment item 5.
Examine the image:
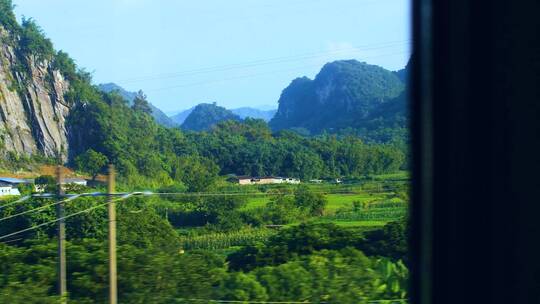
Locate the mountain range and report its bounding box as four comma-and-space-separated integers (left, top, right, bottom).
97, 83, 177, 128
269, 60, 407, 136
170, 106, 276, 125
97, 84, 277, 128
0, 6, 408, 164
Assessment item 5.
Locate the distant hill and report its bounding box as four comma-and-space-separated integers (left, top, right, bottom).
171, 105, 276, 124
182, 103, 241, 131
170, 107, 195, 125
269, 60, 406, 137
98, 83, 177, 128
231, 107, 276, 122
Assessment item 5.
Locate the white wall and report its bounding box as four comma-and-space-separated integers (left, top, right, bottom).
0, 186, 20, 196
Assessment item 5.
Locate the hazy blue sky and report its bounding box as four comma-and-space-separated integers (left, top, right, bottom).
13, 0, 410, 113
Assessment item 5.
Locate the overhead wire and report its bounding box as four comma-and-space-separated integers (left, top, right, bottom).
0, 184, 405, 225
0, 193, 137, 241
168, 297, 408, 303
0, 195, 31, 210
0, 180, 408, 239
146, 50, 408, 92
174, 299, 325, 303
118, 40, 410, 84
0, 194, 85, 223
0, 192, 148, 223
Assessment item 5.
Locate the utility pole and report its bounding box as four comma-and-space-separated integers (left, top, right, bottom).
108, 164, 117, 304
56, 165, 67, 303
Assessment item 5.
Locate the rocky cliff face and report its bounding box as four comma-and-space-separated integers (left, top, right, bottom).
0, 26, 70, 161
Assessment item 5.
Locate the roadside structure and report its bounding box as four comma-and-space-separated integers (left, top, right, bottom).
232, 176, 300, 185
0, 181, 20, 196
62, 178, 88, 186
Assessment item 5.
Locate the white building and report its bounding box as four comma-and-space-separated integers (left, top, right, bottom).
0, 182, 21, 196
62, 178, 87, 186
281, 177, 300, 184
234, 176, 300, 185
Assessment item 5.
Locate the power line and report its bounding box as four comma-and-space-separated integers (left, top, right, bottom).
0, 183, 406, 223
0, 194, 84, 223
0, 193, 136, 241
117, 40, 410, 84
175, 298, 325, 303
0, 192, 149, 223
171, 297, 408, 303
146, 50, 408, 92
0, 195, 31, 210
0, 189, 399, 224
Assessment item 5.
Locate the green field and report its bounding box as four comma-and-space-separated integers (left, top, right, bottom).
370, 170, 410, 181
242, 196, 269, 210
238, 176, 409, 230
325, 193, 388, 212
243, 192, 395, 212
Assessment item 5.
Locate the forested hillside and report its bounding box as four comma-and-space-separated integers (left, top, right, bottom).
0, 1, 407, 187
270, 60, 408, 142
98, 83, 177, 128
182, 102, 241, 131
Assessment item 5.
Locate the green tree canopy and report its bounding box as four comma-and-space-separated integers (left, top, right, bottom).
74, 149, 108, 180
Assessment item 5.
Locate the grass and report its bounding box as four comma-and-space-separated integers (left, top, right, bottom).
325, 193, 388, 212
242, 196, 269, 210
0, 195, 18, 202
242, 192, 393, 212
330, 221, 389, 227
370, 170, 410, 181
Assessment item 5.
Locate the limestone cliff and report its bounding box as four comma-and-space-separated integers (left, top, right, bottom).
0, 26, 70, 161
269, 60, 406, 134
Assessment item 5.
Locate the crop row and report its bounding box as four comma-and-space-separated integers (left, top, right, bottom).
322, 208, 407, 222
367, 201, 407, 209
179, 228, 276, 250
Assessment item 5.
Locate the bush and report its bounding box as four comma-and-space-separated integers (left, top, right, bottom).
52, 51, 77, 81
19, 18, 54, 60
34, 175, 55, 185
74, 149, 108, 180
359, 218, 409, 263
0, 0, 19, 34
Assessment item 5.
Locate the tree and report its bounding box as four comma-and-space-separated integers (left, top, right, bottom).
0, 0, 18, 33
215, 272, 268, 302
261, 195, 301, 225
74, 149, 108, 180
359, 218, 409, 263
17, 183, 34, 195
294, 185, 328, 216
227, 223, 363, 271
34, 175, 55, 185
20, 17, 55, 60
132, 90, 152, 114
252, 248, 377, 304
172, 155, 219, 192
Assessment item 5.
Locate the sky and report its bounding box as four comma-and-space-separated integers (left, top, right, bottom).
13, 0, 411, 114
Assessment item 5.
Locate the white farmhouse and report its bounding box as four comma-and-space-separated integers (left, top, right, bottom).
281, 177, 300, 184
233, 176, 300, 185
0, 182, 21, 196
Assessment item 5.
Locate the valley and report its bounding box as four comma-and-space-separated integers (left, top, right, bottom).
0, 1, 410, 303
